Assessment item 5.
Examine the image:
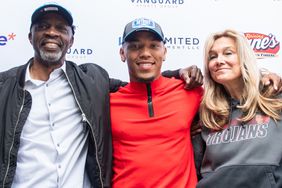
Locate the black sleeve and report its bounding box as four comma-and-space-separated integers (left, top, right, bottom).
109, 78, 128, 93
192, 133, 205, 181
0, 66, 19, 82
161, 69, 181, 79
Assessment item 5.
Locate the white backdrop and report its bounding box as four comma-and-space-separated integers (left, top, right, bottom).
1, 0, 281, 81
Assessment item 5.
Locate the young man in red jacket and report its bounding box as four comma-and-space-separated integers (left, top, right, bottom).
110, 18, 203, 188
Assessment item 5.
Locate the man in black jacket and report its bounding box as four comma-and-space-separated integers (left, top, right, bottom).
0, 3, 204, 188
0, 3, 114, 188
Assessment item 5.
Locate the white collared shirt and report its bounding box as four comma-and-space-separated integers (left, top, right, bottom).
12, 62, 91, 188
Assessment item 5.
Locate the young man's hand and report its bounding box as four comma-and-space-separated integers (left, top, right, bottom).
179, 65, 203, 90
261, 72, 282, 94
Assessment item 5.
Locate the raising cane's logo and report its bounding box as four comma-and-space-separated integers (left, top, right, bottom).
244, 33, 280, 58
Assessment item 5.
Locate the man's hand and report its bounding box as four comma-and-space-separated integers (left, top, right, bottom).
261, 72, 282, 94
191, 121, 202, 138
179, 65, 203, 89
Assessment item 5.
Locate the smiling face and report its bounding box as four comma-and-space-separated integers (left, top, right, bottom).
207, 37, 242, 87
120, 31, 167, 83
29, 13, 74, 67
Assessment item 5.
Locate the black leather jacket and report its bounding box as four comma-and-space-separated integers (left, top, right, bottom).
0, 58, 120, 188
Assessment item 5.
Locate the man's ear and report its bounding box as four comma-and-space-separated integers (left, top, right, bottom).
120, 47, 126, 62
28, 32, 32, 45
69, 36, 74, 48
163, 46, 167, 61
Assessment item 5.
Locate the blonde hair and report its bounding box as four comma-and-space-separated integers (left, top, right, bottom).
200, 29, 282, 130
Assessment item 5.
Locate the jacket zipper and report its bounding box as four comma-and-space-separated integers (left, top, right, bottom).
146, 84, 154, 117
64, 73, 104, 187
3, 90, 26, 187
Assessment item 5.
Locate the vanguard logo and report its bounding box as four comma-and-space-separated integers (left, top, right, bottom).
66, 48, 94, 59
130, 0, 184, 8
244, 32, 280, 58
130, 0, 184, 4
0, 33, 16, 46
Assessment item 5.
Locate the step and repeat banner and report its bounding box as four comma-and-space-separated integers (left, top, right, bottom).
1, 0, 281, 81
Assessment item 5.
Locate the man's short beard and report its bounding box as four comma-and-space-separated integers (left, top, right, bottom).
39, 50, 63, 65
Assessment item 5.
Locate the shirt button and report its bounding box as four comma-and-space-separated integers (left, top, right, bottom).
57, 144, 60, 147
58, 165, 61, 168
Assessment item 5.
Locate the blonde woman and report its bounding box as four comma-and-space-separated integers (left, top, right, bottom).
197, 29, 282, 188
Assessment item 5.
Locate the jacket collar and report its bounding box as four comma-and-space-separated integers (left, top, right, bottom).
17, 58, 32, 88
